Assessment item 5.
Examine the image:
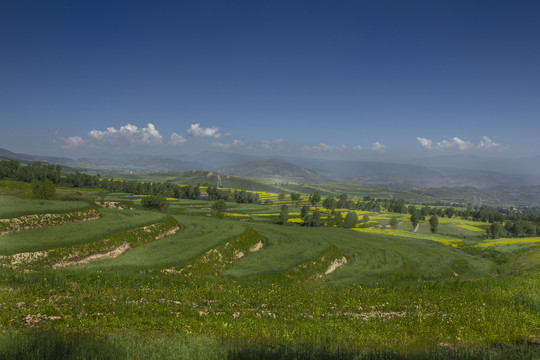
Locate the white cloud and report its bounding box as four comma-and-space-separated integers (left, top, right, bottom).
211, 139, 246, 149
62, 136, 85, 149
371, 141, 387, 153
352, 145, 363, 151
87, 123, 163, 145
187, 123, 222, 138
434, 137, 473, 151
452, 137, 474, 151
302, 143, 346, 152
139, 123, 163, 144
416, 137, 433, 150
119, 124, 138, 137
418, 136, 502, 152
478, 136, 505, 151
169, 132, 186, 146
89, 127, 117, 140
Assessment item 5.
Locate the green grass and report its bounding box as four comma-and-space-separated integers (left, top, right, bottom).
1, 191, 539, 358
82, 215, 246, 270
0, 196, 91, 218
0, 208, 165, 256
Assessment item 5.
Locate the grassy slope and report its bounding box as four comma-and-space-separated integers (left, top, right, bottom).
1, 187, 540, 357
0, 196, 90, 218
223, 224, 493, 283
0, 208, 165, 255
86, 215, 246, 269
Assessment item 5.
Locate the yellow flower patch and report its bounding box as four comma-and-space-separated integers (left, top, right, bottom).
456, 224, 485, 232
352, 228, 464, 247
475, 237, 540, 247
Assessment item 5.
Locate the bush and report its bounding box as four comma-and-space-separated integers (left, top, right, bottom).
141, 194, 168, 211
212, 199, 227, 218
31, 179, 56, 200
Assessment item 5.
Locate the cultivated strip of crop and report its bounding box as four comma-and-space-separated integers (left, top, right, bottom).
287, 246, 347, 281
0, 196, 91, 218
0, 217, 179, 270
0, 208, 99, 235
475, 237, 540, 247
0, 208, 165, 256
353, 227, 464, 247
163, 227, 263, 277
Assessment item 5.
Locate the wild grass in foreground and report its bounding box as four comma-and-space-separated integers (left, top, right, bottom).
1, 329, 539, 360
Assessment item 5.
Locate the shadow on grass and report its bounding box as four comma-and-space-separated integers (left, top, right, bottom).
227, 342, 540, 360
0, 329, 124, 360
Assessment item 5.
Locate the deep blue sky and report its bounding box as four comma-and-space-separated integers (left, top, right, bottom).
1, 0, 539, 160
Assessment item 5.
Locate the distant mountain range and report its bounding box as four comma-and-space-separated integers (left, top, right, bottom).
1, 147, 539, 190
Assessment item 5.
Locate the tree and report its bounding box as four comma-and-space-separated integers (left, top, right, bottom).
343, 212, 358, 228
322, 197, 336, 211
141, 194, 168, 211
212, 199, 227, 218
444, 207, 455, 218
278, 193, 285, 201
410, 211, 420, 230
300, 205, 309, 220
337, 193, 348, 208
389, 216, 399, 229
309, 191, 321, 206
309, 210, 322, 227
487, 222, 502, 239
329, 211, 343, 227
290, 193, 301, 202
429, 215, 439, 233
277, 204, 289, 224
31, 179, 56, 200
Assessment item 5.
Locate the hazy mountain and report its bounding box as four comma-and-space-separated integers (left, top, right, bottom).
0, 148, 205, 174
67, 157, 204, 174
175, 151, 265, 168
411, 154, 540, 176
0, 148, 72, 165
2, 147, 539, 188
217, 159, 334, 184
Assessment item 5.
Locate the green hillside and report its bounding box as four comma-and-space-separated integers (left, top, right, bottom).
1, 183, 539, 359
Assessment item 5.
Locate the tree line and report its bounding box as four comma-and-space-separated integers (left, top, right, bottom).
1, 160, 539, 236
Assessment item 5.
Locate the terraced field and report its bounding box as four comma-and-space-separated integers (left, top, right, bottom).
1, 191, 539, 359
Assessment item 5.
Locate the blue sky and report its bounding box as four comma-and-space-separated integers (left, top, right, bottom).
1, 0, 539, 161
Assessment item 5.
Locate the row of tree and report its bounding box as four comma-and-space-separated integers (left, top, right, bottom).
2, 160, 539, 237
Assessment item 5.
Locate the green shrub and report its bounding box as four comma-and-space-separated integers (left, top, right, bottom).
31, 179, 56, 200
141, 195, 168, 211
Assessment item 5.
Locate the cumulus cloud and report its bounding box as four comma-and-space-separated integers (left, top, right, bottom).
89, 127, 118, 140
187, 123, 222, 138
416, 136, 505, 152
88, 123, 163, 145
352, 145, 363, 151
211, 139, 246, 149
435, 137, 474, 151
62, 136, 85, 149
416, 137, 433, 150
169, 132, 186, 146
452, 137, 474, 151
478, 136, 506, 151
302, 143, 346, 152
371, 141, 387, 153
